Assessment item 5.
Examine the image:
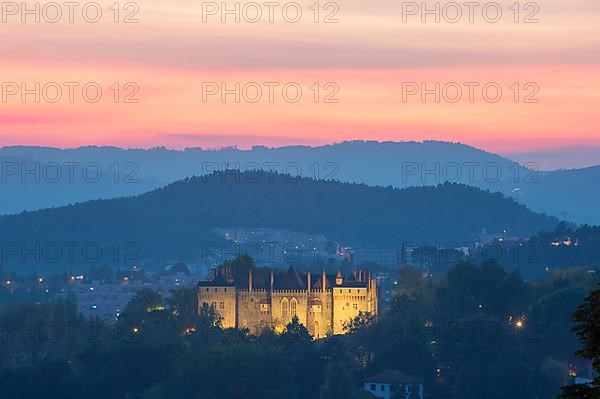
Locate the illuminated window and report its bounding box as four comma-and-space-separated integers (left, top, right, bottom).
281, 298, 289, 319
290, 298, 297, 317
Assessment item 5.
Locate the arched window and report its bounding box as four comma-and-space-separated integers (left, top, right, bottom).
290, 298, 298, 317
281, 298, 289, 319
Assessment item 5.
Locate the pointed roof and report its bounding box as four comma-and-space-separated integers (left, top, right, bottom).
235, 268, 270, 290
312, 273, 332, 290
273, 266, 306, 290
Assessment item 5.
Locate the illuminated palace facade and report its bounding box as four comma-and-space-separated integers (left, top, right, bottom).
197, 266, 378, 338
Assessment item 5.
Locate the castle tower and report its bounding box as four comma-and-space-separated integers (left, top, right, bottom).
335, 270, 343, 285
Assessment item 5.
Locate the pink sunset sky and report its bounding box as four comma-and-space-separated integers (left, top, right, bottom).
0, 0, 599, 154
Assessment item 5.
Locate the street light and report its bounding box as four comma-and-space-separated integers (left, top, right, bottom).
515, 320, 524, 329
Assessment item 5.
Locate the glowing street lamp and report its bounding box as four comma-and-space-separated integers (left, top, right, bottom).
515, 320, 524, 329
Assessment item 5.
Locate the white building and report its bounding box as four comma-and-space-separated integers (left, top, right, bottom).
363, 370, 424, 399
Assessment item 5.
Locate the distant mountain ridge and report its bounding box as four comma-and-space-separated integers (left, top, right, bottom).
1, 141, 598, 224
0, 171, 558, 272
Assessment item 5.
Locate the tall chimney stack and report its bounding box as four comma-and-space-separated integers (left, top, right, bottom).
270, 270, 275, 292
322, 269, 326, 292
249, 268, 253, 292
307, 272, 311, 294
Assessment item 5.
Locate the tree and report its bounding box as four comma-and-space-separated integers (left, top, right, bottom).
222, 255, 255, 279
170, 344, 297, 399
409, 387, 421, 399
115, 289, 179, 343
77, 341, 176, 399
393, 388, 421, 399
196, 302, 223, 330
281, 315, 312, 343
395, 266, 429, 300
168, 287, 198, 332
319, 362, 357, 399
559, 384, 600, 399
118, 288, 164, 325
280, 316, 323, 398
559, 285, 600, 398
343, 311, 376, 334
0, 360, 75, 399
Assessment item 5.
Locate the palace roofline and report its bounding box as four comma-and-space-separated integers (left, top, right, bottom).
197, 266, 371, 291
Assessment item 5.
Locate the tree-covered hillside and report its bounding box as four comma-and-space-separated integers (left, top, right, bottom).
0, 171, 558, 270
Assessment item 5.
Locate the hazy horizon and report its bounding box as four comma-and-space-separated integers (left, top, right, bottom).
2, 0, 599, 155
2, 139, 599, 170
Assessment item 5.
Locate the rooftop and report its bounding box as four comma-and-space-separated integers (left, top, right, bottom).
198, 266, 371, 290
365, 370, 423, 385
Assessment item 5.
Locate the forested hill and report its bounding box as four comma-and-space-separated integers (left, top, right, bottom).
0, 171, 558, 269
2, 142, 600, 224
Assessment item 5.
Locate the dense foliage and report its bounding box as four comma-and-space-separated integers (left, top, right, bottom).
0, 259, 597, 399
0, 171, 558, 271
409, 223, 600, 279
559, 285, 600, 398
2, 142, 599, 225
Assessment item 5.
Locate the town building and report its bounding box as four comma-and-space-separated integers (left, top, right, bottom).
63, 271, 202, 323
363, 370, 424, 399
